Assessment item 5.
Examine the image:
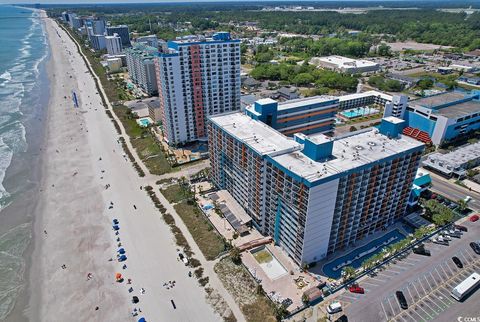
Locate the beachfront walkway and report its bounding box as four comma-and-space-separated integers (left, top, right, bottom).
57, 19, 244, 321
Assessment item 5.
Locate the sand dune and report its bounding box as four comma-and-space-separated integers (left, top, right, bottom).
27, 12, 220, 322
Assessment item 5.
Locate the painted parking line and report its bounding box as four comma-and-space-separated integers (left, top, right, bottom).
404, 309, 421, 322
423, 294, 444, 313
415, 300, 434, 320
418, 276, 429, 295
432, 290, 452, 307
428, 271, 441, 286
439, 263, 450, 278
411, 281, 424, 299
419, 295, 440, 316
380, 300, 390, 322
362, 281, 382, 287
408, 306, 426, 322
339, 294, 358, 301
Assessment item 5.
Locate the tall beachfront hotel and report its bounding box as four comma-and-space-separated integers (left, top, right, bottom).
208, 108, 424, 266
154, 32, 241, 145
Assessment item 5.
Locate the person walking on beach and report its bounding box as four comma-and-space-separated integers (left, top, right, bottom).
44, 230, 47, 236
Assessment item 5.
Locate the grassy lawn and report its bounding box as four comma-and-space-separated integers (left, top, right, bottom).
114, 105, 173, 175
174, 200, 226, 260
61, 23, 174, 176
214, 257, 277, 322
252, 249, 273, 264
161, 183, 193, 203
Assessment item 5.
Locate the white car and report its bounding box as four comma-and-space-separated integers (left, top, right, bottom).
326, 302, 342, 314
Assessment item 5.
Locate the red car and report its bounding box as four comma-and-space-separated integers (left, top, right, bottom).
349, 284, 365, 294
469, 214, 479, 222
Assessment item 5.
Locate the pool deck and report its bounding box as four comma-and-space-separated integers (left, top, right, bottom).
310, 222, 411, 280
242, 244, 317, 311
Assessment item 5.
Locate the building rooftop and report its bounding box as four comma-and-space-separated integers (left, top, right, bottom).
209, 112, 300, 156
411, 91, 480, 119
412, 92, 465, 108
277, 95, 338, 111
423, 141, 480, 175
210, 113, 424, 184
338, 90, 392, 102
316, 55, 378, 69
272, 128, 423, 184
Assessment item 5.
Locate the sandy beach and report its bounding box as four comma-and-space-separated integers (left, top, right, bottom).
25, 12, 221, 322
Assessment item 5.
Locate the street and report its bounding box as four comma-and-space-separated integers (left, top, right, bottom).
423, 168, 480, 212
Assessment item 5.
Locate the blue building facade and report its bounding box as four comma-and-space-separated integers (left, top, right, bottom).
245, 96, 339, 137
404, 90, 480, 145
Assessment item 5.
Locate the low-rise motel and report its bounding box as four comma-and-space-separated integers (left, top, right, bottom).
208, 103, 424, 266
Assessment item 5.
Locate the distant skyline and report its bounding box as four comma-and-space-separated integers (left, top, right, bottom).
0, 0, 437, 4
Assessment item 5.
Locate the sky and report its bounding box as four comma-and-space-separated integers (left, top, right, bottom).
0, 0, 382, 4
2, 0, 323, 3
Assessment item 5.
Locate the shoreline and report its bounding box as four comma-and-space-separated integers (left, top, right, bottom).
19, 12, 221, 322
1, 8, 50, 322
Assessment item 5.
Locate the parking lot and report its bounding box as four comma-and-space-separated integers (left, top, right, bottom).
330, 220, 480, 322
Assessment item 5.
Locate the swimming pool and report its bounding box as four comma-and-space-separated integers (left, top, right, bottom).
137, 118, 152, 127
322, 229, 406, 279
340, 107, 379, 119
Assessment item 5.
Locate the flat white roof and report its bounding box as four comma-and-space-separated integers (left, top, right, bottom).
211, 113, 423, 184
209, 112, 300, 156
277, 95, 338, 111
339, 90, 392, 102
273, 129, 423, 183
383, 116, 404, 124
317, 55, 379, 68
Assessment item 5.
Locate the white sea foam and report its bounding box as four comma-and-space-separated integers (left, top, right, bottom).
0, 223, 31, 320
0, 137, 13, 206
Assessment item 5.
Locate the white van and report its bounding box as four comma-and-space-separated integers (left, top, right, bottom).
326, 302, 342, 314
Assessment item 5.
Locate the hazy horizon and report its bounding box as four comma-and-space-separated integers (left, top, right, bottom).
2, 0, 478, 4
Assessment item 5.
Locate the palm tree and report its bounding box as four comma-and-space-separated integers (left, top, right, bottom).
229, 246, 242, 265
342, 266, 356, 282
457, 199, 468, 213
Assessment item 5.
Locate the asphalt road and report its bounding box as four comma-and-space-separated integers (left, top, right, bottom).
329, 219, 480, 322
425, 169, 480, 212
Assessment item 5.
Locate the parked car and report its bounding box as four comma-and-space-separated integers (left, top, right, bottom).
433, 237, 449, 246
454, 225, 468, 232
396, 291, 408, 310
349, 284, 365, 294
469, 214, 479, 222
446, 230, 461, 238
413, 245, 431, 256
470, 242, 480, 255
327, 302, 343, 314
452, 256, 463, 268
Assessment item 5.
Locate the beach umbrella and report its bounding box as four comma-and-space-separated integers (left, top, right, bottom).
113, 225, 120, 231
118, 255, 127, 262
115, 273, 122, 281
118, 248, 125, 254
138, 318, 146, 322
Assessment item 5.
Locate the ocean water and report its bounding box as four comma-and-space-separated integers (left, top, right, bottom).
0, 6, 49, 320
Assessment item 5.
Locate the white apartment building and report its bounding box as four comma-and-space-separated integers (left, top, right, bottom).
125, 44, 158, 95
105, 33, 123, 55
154, 32, 241, 145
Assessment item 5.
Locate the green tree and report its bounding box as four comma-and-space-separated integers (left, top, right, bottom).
456, 199, 468, 212
377, 43, 392, 57
342, 266, 356, 281
229, 246, 242, 264
292, 72, 314, 86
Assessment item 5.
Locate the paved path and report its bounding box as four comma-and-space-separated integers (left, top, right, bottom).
59, 21, 244, 321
